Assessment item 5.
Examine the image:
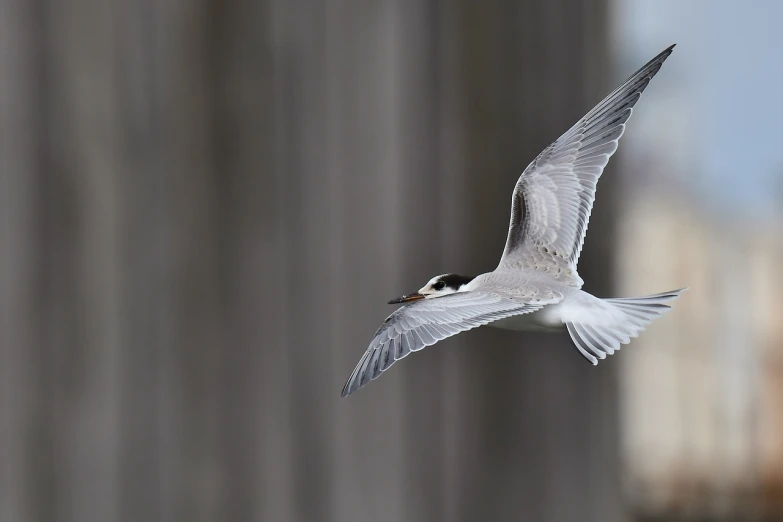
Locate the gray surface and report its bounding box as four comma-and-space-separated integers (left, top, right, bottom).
0, 1, 623, 521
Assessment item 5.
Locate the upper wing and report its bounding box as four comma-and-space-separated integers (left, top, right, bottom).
341, 291, 548, 397
499, 44, 675, 282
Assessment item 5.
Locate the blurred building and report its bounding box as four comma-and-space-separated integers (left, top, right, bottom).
610, 4, 783, 519
616, 187, 783, 520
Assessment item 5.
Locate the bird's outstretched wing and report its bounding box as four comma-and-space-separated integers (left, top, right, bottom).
499, 44, 675, 284
341, 291, 546, 397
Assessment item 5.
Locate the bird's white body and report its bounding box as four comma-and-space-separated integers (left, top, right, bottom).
491, 307, 564, 331
342, 45, 684, 397
464, 272, 625, 332
489, 290, 621, 332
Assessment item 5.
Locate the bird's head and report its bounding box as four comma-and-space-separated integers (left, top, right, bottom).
388, 274, 475, 304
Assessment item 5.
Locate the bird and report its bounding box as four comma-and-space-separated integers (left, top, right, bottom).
341, 44, 684, 397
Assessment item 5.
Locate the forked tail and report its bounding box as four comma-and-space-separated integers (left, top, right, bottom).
565, 289, 686, 364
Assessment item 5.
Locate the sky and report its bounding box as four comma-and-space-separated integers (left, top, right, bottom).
613, 0, 783, 218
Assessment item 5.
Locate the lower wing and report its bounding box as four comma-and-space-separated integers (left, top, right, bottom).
342, 291, 546, 397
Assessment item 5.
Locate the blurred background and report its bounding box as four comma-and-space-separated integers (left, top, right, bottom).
1, 0, 782, 521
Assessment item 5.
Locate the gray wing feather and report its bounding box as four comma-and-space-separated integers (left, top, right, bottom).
341, 291, 543, 397
499, 45, 674, 281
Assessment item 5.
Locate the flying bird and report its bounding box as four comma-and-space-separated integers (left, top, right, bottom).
342, 44, 684, 397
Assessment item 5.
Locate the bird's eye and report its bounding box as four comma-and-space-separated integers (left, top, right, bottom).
432, 282, 446, 291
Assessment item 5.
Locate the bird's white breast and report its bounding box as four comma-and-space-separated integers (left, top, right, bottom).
490, 304, 565, 332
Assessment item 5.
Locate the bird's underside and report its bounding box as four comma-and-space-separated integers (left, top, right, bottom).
341, 44, 682, 397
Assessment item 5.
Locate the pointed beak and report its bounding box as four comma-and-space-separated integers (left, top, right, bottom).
388, 292, 425, 304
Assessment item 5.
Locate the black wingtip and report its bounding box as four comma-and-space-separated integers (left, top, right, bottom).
660, 43, 676, 58
656, 44, 676, 60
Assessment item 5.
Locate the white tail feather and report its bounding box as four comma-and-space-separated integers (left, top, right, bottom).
566, 288, 686, 365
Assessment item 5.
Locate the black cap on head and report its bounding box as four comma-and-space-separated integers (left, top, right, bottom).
436, 274, 475, 290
